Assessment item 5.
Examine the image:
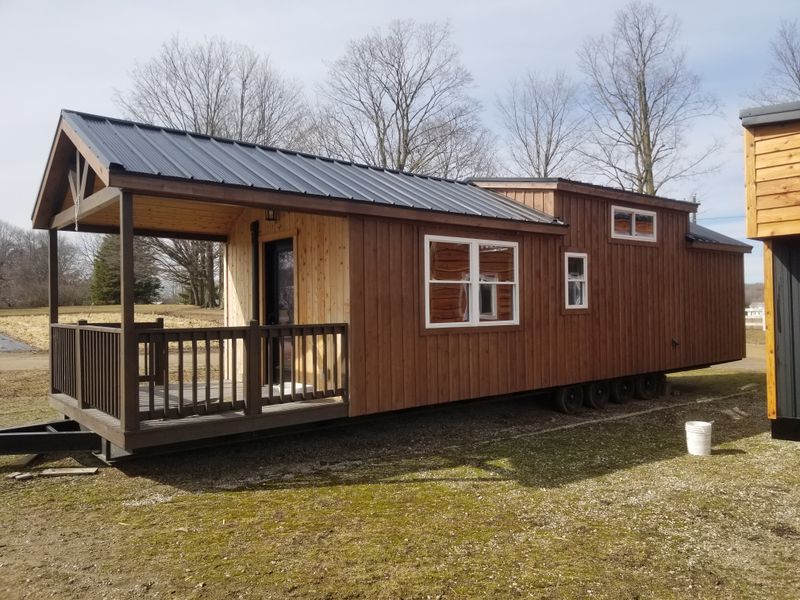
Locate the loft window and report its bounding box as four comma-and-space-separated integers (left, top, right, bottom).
611, 205, 657, 241
425, 235, 519, 328
565, 252, 588, 309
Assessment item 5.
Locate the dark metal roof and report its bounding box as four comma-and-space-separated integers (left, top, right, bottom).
740, 101, 800, 127
687, 222, 752, 250
61, 110, 561, 226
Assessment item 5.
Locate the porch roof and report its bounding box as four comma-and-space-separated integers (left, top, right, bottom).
35, 110, 561, 231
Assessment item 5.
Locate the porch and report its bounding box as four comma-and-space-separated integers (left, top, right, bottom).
49, 320, 348, 450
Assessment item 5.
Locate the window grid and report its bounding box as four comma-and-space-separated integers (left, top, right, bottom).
564, 252, 588, 309
425, 235, 519, 329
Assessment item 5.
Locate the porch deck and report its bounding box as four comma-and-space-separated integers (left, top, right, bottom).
49, 321, 349, 451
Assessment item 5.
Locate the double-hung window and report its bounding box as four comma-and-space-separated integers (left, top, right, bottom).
611, 205, 657, 241
564, 252, 588, 309
424, 235, 519, 328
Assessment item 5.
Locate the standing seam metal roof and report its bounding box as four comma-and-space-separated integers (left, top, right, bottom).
61, 110, 560, 225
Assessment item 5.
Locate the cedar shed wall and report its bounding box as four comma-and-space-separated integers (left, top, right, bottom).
347, 191, 745, 417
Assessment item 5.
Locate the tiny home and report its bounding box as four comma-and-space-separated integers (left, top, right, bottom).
741, 101, 800, 440
31, 110, 749, 458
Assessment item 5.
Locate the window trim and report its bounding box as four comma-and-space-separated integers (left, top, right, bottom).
564, 252, 588, 309
610, 205, 657, 241
424, 234, 519, 329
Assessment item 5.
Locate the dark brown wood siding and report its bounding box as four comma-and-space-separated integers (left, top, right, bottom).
347, 190, 745, 417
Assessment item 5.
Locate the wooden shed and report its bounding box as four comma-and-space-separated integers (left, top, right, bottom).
741, 101, 800, 440
31, 110, 750, 458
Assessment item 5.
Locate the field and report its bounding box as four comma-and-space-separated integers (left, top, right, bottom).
0, 304, 223, 351
1, 356, 799, 598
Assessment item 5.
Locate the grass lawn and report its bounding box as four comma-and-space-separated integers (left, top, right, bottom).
0, 304, 222, 351
1, 363, 798, 599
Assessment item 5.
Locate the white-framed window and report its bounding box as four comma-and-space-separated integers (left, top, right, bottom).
424, 234, 519, 328
564, 252, 588, 309
611, 205, 657, 241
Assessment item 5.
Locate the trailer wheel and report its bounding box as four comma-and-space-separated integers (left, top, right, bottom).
634, 373, 660, 400
584, 381, 610, 410
555, 385, 584, 414
610, 377, 634, 403
655, 373, 668, 397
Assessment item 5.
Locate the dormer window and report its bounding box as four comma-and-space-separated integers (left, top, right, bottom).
611, 206, 657, 241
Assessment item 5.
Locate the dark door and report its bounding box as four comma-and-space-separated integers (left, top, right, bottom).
264, 238, 294, 383
773, 236, 800, 419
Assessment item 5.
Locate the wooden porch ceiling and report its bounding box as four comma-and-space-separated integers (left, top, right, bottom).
76, 194, 245, 240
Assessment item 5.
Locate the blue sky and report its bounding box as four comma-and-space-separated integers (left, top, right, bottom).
1, 0, 795, 282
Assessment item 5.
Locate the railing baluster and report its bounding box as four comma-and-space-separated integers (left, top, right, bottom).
323, 328, 329, 396
178, 334, 184, 414
148, 332, 156, 418
163, 331, 170, 417
301, 329, 308, 401
267, 328, 274, 404
278, 328, 285, 403
205, 332, 211, 410
231, 334, 238, 407
191, 334, 198, 412
218, 331, 225, 406
311, 328, 318, 399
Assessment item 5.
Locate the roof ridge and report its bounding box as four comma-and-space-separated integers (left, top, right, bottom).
60, 108, 476, 187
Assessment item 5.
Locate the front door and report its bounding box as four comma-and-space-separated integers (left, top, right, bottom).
264, 238, 294, 383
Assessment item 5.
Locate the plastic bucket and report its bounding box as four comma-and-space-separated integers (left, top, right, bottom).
685, 421, 712, 456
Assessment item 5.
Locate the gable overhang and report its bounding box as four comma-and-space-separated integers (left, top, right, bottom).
32, 114, 567, 239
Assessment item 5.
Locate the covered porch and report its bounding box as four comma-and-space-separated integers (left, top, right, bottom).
35, 115, 353, 453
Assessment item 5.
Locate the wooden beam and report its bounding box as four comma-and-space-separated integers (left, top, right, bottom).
119, 191, 139, 432
744, 128, 758, 238
250, 221, 260, 322
108, 173, 569, 236
59, 223, 228, 243
764, 240, 777, 420
48, 229, 58, 394
50, 186, 121, 230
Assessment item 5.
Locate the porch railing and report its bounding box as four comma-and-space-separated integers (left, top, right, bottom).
50, 321, 348, 426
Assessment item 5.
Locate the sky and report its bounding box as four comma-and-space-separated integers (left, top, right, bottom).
0, 0, 795, 283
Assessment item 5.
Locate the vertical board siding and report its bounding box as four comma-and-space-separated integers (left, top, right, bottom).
347, 191, 745, 417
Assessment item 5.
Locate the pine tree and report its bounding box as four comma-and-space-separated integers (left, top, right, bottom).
90, 235, 162, 304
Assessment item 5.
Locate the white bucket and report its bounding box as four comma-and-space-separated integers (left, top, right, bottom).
685, 421, 713, 456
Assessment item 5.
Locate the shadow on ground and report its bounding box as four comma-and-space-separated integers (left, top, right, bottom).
113, 370, 768, 492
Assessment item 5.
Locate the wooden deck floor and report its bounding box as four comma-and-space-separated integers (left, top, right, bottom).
50, 382, 348, 452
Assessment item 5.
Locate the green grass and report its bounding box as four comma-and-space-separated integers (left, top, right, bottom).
1, 367, 798, 599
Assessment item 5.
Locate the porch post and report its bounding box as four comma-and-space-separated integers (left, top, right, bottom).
48, 229, 58, 393
119, 190, 139, 431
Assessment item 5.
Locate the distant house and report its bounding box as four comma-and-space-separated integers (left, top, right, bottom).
31, 110, 750, 459
741, 101, 800, 441
745, 302, 766, 329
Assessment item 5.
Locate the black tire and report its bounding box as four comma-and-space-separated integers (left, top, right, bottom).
555, 385, 584, 414
634, 373, 659, 400
655, 373, 668, 397
584, 381, 610, 410
610, 377, 634, 404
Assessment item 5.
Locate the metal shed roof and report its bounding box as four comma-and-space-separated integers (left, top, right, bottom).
60, 110, 560, 226
740, 101, 800, 127
687, 222, 752, 250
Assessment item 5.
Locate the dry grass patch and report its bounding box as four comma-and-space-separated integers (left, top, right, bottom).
0, 304, 222, 351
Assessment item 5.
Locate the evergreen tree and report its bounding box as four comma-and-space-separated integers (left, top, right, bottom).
90, 235, 162, 304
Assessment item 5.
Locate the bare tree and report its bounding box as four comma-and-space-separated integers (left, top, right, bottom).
0, 221, 89, 307
116, 36, 309, 148
116, 36, 309, 307
578, 2, 718, 195
498, 71, 585, 178
314, 20, 495, 179
753, 19, 800, 104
